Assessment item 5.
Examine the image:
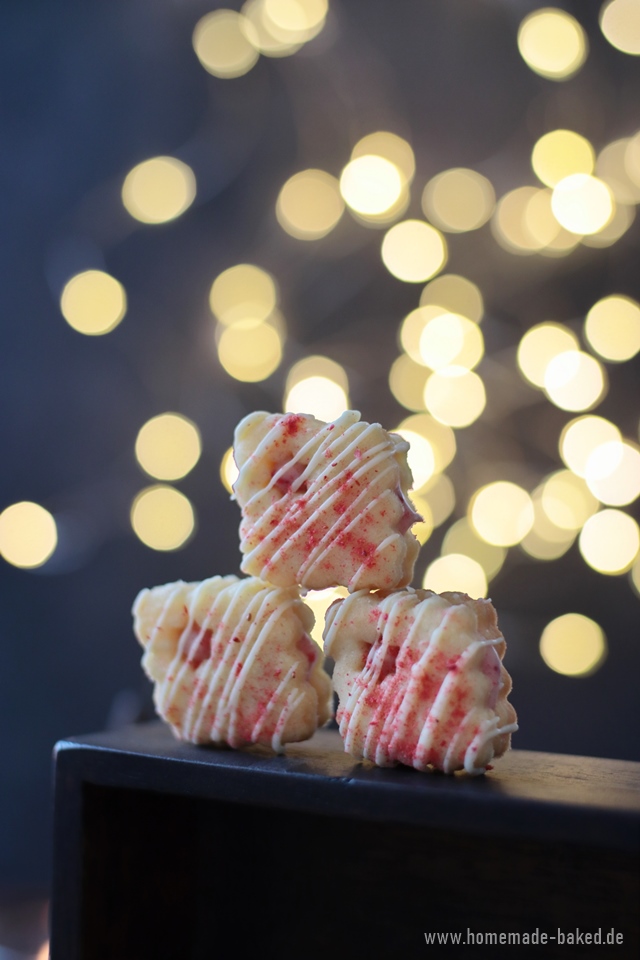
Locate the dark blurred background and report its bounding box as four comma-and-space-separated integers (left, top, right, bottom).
1, 0, 639, 953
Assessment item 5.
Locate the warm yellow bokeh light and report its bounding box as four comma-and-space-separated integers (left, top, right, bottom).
264, 0, 328, 40
389, 354, 430, 411
517, 7, 588, 79
491, 186, 543, 255
286, 355, 349, 391
209, 264, 277, 325
131, 485, 195, 551
218, 321, 283, 381
192, 9, 259, 78
351, 132, 415, 184
540, 613, 607, 676
582, 201, 635, 248
585, 294, 640, 362
241, 0, 303, 56
122, 157, 196, 224
381, 220, 447, 283
418, 313, 484, 371
585, 441, 640, 506
521, 493, 576, 560
396, 414, 456, 473
411, 497, 434, 545
399, 305, 447, 364
135, 413, 201, 481
541, 470, 599, 530
631, 556, 640, 598
531, 130, 595, 188
420, 274, 483, 324
626, 131, 640, 186
60, 270, 126, 336
442, 517, 506, 580
470, 481, 534, 547
424, 367, 486, 428
284, 376, 349, 422
517, 322, 579, 388
423, 553, 488, 599
393, 429, 435, 490
596, 138, 640, 205
551, 175, 614, 235
304, 586, 349, 646
579, 509, 640, 574
600, 0, 640, 55
220, 447, 239, 494
0, 501, 57, 569
422, 168, 495, 233
543, 350, 606, 411
560, 415, 621, 477
276, 169, 344, 240
340, 155, 403, 215
413, 473, 456, 527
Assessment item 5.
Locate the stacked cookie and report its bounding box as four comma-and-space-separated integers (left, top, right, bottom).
133, 410, 517, 774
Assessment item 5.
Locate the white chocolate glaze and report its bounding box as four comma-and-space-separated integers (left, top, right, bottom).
233, 410, 421, 592
132, 575, 332, 750
323, 588, 517, 774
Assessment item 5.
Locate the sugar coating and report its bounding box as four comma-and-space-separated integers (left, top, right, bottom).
233, 410, 421, 592
323, 588, 518, 775
132, 575, 333, 751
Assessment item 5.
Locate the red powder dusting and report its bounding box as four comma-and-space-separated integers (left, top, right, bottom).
235, 661, 243, 676
232, 636, 241, 643
281, 413, 305, 436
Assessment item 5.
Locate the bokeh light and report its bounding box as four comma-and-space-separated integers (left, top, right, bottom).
192, 9, 260, 78
381, 220, 447, 282
217, 320, 283, 381
389, 354, 430, 411
220, 447, 239, 494
393, 429, 435, 490
521, 491, 576, 560
0, 501, 57, 569
131, 485, 195, 551
424, 366, 486, 428
442, 517, 506, 580
264, 0, 328, 42
418, 313, 484, 371
60, 270, 127, 336
531, 130, 595, 187
600, 0, 640, 56
596, 138, 640, 204
400, 305, 447, 363
631, 556, 640, 598
585, 441, 640, 506
423, 553, 488, 599
470, 481, 534, 547
560, 415, 622, 477
517, 322, 579, 388
241, 0, 304, 56
541, 470, 599, 530
420, 273, 483, 323
351, 132, 416, 184
276, 169, 344, 240
543, 350, 606, 411
209, 264, 277, 325
410, 497, 433, 545
122, 157, 196, 224
340, 155, 403, 216
551, 174, 614, 235
284, 377, 349, 422
422, 168, 495, 233
397, 413, 456, 473
304, 586, 349, 646
581, 201, 635, 248
135, 413, 201, 481
413, 473, 456, 526
517, 8, 588, 80
492, 186, 546, 255
540, 613, 607, 677
579, 509, 640, 574
585, 294, 640, 362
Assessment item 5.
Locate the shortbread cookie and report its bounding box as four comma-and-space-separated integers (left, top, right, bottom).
132, 575, 332, 751
232, 410, 421, 592
324, 588, 517, 774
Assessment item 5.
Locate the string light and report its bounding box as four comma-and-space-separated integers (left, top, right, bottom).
276, 169, 344, 240
532, 130, 595, 187
0, 502, 57, 569
241, 0, 304, 56
131, 485, 195, 551
517, 322, 579, 388
423, 366, 486, 428
388, 354, 430, 411
585, 295, 640, 362
469, 481, 534, 547
584, 441, 640, 506
423, 553, 488, 599
192, 9, 260, 78
540, 613, 607, 677
60, 270, 126, 336
135, 414, 201, 481
599, 0, 640, 56
412, 473, 455, 526
442, 517, 506, 580
521, 491, 576, 560
551, 175, 614, 235
340, 155, 403, 216
209, 264, 278, 325
579, 509, 640, 574
122, 157, 196, 224
422, 168, 495, 233
517, 8, 588, 80
351, 132, 415, 184
381, 220, 447, 282
217, 320, 283, 381
392, 428, 435, 489
396, 414, 456, 472
541, 470, 599, 530
284, 356, 349, 421
543, 350, 606, 412
420, 274, 483, 323
559, 415, 621, 477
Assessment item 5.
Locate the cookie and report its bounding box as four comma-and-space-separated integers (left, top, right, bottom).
323, 588, 517, 774
132, 574, 332, 751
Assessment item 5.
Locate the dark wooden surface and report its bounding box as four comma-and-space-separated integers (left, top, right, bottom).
50, 722, 640, 960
